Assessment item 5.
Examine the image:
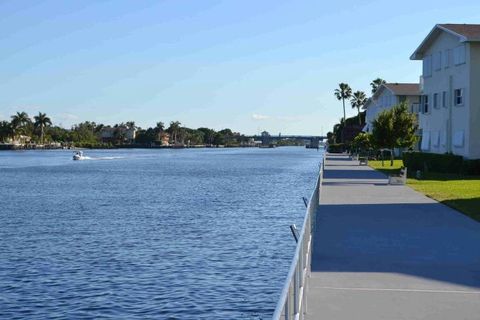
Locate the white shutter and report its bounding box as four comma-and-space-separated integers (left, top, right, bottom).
421, 131, 431, 150
453, 131, 464, 147
423, 55, 432, 77
434, 51, 442, 70
454, 45, 466, 65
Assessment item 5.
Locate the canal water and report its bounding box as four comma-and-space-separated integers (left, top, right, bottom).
0, 147, 323, 319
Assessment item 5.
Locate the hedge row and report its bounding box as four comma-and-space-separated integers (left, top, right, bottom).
327, 143, 347, 153
402, 152, 480, 175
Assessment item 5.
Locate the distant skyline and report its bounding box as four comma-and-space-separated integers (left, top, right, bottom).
1, 0, 480, 135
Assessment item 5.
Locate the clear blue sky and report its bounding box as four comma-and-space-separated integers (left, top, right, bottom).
1, 0, 480, 135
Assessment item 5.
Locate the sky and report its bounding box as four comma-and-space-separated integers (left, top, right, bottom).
1, 0, 480, 135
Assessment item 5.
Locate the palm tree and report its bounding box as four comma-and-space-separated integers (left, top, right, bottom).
155, 122, 165, 132
167, 121, 181, 144
154, 122, 165, 142
370, 78, 386, 94
334, 83, 352, 123
10, 112, 31, 140
33, 112, 52, 144
126, 121, 136, 130
334, 83, 352, 142
351, 91, 367, 125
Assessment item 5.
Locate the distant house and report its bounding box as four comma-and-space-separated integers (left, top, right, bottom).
410, 24, 480, 159
160, 132, 170, 146
363, 83, 421, 133
124, 127, 136, 141
100, 125, 136, 143
100, 126, 115, 142
11, 135, 31, 145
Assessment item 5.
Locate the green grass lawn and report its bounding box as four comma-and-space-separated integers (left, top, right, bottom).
369, 160, 480, 222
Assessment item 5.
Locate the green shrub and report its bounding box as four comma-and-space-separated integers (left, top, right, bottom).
462, 159, 480, 175
328, 143, 345, 153
403, 152, 464, 173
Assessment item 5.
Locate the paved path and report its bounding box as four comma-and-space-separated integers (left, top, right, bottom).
306, 154, 480, 320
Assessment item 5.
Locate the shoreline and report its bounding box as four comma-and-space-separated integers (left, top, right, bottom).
0, 144, 309, 151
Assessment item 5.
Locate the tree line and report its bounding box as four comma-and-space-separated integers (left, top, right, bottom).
329, 78, 386, 143
328, 77, 418, 165
0, 111, 250, 147
351, 102, 417, 165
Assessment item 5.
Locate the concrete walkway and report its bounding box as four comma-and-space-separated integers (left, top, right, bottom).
306, 154, 480, 320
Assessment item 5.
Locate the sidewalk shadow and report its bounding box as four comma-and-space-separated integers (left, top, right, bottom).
311, 202, 480, 289
324, 169, 387, 180
441, 197, 480, 222
325, 157, 352, 162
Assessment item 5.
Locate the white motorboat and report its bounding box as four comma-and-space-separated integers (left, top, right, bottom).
73, 151, 87, 161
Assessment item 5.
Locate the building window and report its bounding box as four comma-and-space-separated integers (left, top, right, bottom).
454, 89, 464, 106
442, 91, 447, 108
434, 51, 442, 71
423, 95, 429, 113
433, 93, 439, 109
453, 44, 466, 65
423, 55, 432, 77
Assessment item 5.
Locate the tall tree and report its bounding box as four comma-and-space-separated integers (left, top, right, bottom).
370, 78, 386, 94
154, 122, 165, 141
371, 102, 417, 166
167, 121, 182, 144
334, 83, 352, 143
10, 112, 31, 140
350, 91, 367, 125
33, 112, 52, 144
155, 122, 165, 132
125, 121, 136, 129
197, 127, 216, 145
371, 109, 395, 166
392, 102, 418, 150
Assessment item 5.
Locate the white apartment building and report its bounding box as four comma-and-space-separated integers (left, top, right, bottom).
411, 24, 480, 159
363, 83, 421, 133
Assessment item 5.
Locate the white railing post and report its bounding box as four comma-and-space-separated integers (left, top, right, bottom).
284, 294, 289, 320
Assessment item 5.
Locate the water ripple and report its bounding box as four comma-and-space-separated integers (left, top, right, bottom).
0, 148, 322, 319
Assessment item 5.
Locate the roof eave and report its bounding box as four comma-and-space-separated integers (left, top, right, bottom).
437, 25, 468, 42
410, 25, 440, 60
411, 24, 480, 60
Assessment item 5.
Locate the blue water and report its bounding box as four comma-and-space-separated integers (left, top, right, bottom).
0, 147, 322, 319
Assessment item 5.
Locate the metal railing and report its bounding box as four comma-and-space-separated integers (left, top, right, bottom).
272, 157, 324, 320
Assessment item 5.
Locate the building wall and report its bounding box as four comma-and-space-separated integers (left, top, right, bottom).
468, 42, 480, 159
365, 89, 419, 132
365, 89, 396, 132
419, 31, 471, 157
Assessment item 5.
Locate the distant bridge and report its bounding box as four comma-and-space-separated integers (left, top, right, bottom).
265, 135, 326, 141
246, 134, 327, 147
246, 135, 326, 141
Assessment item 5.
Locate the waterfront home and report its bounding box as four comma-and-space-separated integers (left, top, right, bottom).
411, 24, 480, 159
363, 83, 421, 133
160, 132, 170, 146
100, 125, 136, 143
11, 134, 32, 145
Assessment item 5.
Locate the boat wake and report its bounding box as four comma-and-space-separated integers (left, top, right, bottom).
88, 156, 124, 161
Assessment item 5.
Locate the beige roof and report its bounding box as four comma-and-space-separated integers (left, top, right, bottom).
363, 83, 420, 110
383, 83, 420, 96
411, 24, 480, 60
